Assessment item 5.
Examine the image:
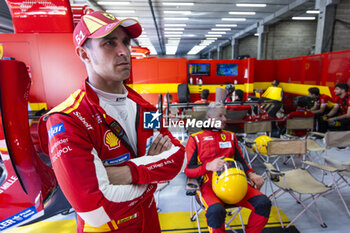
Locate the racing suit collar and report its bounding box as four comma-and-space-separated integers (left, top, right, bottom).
83, 78, 157, 111
87, 81, 128, 105
203, 127, 221, 132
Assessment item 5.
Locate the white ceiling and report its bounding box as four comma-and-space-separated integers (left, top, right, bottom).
1, 0, 318, 56
79, 0, 317, 56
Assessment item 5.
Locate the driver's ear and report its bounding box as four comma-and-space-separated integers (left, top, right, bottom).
76, 46, 90, 63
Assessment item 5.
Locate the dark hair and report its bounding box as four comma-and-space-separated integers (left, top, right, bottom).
296, 96, 309, 108
201, 89, 210, 99
335, 83, 349, 92
308, 87, 320, 96
273, 80, 280, 86
235, 89, 244, 101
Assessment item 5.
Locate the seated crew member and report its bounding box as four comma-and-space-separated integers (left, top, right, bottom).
38, 11, 185, 233
233, 89, 244, 102
226, 89, 251, 111
326, 83, 350, 131
282, 96, 314, 137
195, 89, 211, 103
193, 89, 211, 111
308, 87, 333, 132
185, 102, 271, 233
260, 80, 283, 118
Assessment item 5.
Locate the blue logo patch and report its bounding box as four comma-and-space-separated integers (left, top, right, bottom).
48, 122, 65, 140
0, 206, 37, 231
143, 111, 161, 129
103, 153, 130, 166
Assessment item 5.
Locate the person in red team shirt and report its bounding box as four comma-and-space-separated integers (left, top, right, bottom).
309, 87, 333, 115
308, 87, 333, 132
195, 89, 211, 103
325, 83, 350, 131
283, 96, 314, 137
185, 102, 271, 233
38, 11, 184, 233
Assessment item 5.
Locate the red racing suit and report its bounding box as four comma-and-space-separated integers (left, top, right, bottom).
185, 129, 271, 233
38, 80, 185, 233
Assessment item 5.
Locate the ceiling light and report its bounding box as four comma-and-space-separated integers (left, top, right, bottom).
200, 41, 213, 45
164, 24, 187, 27
167, 39, 180, 44
107, 10, 135, 14
208, 31, 226, 34
188, 45, 206, 55
292, 16, 316, 20
307, 10, 320, 14
118, 17, 139, 20
236, 3, 266, 7
165, 35, 182, 38
222, 18, 246, 21
149, 46, 157, 55
97, 1, 130, 5
163, 3, 194, 6
229, 12, 256, 15
164, 11, 191, 14
164, 31, 183, 34
254, 33, 259, 36
164, 28, 185, 31
166, 43, 179, 55
206, 38, 218, 40
212, 28, 231, 31
216, 24, 237, 27
164, 17, 189, 20
205, 35, 222, 37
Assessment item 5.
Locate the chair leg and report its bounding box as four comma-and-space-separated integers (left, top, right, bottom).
267, 179, 285, 228
286, 192, 327, 228
238, 208, 246, 233
332, 173, 350, 218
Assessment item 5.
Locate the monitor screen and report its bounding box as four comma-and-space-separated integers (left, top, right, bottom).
189, 64, 210, 76
216, 64, 238, 76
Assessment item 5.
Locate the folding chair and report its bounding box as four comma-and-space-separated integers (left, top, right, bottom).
264, 140, 333, 229
256, 139, 307, 171
303, 131, 350, 217
239, 121, 272, 167
283, 118, 325, 165
186, 178, 245, 233
285, 117, 314, 137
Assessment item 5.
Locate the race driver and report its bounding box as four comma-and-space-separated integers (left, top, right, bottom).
184, 102, 271, 233
38, 11, 185, 233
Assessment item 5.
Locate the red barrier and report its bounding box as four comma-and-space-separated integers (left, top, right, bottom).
0, 60, 57, 228
5, 0, 74, 33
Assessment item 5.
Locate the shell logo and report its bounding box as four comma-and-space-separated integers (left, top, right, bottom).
104, 130, 120, 150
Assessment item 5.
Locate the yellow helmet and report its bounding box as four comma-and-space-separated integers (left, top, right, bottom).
212, 158, 248, 204
254, 135, 273, 155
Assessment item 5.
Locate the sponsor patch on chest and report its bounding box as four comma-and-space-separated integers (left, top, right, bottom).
219, 141, 232, 148
48, 122, 65, 140
103, 153, 130, 166
104, 130, 120, 150
203, 136, 214, 141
